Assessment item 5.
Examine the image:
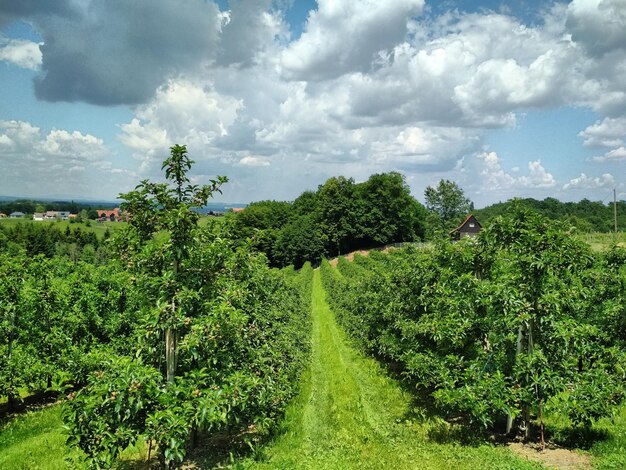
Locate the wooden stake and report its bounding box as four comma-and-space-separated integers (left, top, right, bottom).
615, 188, 618, 233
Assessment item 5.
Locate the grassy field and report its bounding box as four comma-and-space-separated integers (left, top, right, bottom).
576, 231, 626, 251
0, 405, 152, 469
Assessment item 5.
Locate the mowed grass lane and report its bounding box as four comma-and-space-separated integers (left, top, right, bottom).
246, 270, 540, 469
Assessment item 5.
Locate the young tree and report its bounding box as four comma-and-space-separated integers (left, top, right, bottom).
119, 144, 227, 383
424, 179, 472, 226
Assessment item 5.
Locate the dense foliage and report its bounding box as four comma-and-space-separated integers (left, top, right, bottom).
475, 197, 626, 233
0, 254, 142, 411
1, 146, 313, 469
424, 179, 473, 229
59, 146, 313, 468
0, 222, 104, 259
229, 172, 428, 268
321, 207, 626, 443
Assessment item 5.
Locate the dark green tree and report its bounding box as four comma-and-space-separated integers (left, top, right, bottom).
424, 179, 472, 227
358, 172, 428, 244
273, 214, 325, 268
316, 176, 357, 256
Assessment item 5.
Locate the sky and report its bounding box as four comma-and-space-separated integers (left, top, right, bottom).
0, 0, 625, 208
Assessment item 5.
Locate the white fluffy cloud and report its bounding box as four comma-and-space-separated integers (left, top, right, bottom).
0, 38, 41, 70
593, 146, 626, 162
472, 151, 556, 190
563, 172, 615, 189
0, 120, 128, 197
579, 117, 626, 148
4, 0, 626, 203
110, 1, 626, 203
118, 79, 244, 171
281, 0, 425, 80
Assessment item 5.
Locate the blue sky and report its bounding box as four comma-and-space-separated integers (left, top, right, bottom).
0, 0, 625, 207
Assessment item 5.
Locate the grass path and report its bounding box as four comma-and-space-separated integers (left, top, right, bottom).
246, 270, 540, 469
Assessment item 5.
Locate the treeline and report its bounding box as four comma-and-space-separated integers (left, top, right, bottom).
0, 222, 107, 261
475, 197, 626, 232
0, 199, 116, 216
227, 172, 429, 268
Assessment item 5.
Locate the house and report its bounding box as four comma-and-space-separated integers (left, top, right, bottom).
10, 211, 25, 218
33, 212, 45, 221
0, 212, 6, 218
450, 214, 482, 240
96, 208, 123, 222
44, 211, 60, 220
230, 207, 245, 213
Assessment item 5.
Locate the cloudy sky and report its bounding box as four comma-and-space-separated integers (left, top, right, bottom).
0, 0, 625, 207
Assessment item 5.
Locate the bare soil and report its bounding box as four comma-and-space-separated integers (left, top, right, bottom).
508, 442, 592, 469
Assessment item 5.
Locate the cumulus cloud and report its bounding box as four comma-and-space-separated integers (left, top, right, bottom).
0, 38, 42, 69
4, 0, 626, 203
566, 0, 626, 56
0, 120, 128, 197
472, 152, 556, 190
281, 0, 425, 80
563, 172, 615, 190
520, 160, 558, 188
579, 116, 626, 148
118, 78, 243, 171
0, 120, 107, 161
29, 0, 222, 105
593, 146, 626, 162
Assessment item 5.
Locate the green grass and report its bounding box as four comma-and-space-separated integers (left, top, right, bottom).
0, 218, 127, 239
0, 405, 81, 469
545, 403, 626, 469
576, 232, 626, 252
0, 404, 152, 469
242, 270, 540, 469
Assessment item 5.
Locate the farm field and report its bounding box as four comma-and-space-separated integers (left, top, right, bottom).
2, 202, 626, 469
1, 260, 625, 468
0, 270, 541, 469
0, 215, 223, 238
575, 232, 626, 251
243, 270, 540, 469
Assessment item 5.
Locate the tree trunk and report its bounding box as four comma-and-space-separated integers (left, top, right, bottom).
523, 318, 534, 439
165, 327, 178, 384
166, 259, 180, 384
506, 321, 525, 435
7, 334, 15, 412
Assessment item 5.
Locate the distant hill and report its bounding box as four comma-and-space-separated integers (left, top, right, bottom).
0, 196, 246, 215
202, 202, 247, 214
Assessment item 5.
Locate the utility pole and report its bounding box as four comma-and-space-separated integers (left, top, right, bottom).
615, 188, 618, 233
